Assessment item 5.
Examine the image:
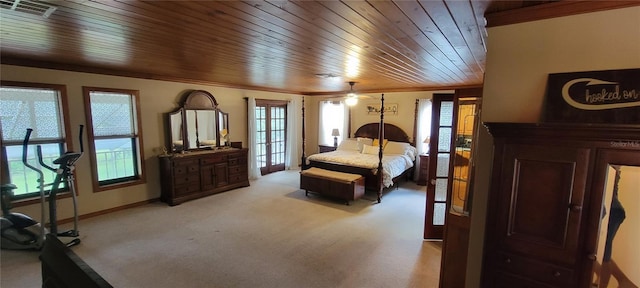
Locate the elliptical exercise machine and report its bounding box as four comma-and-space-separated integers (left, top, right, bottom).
0, 128, 53, 250
0, 126, 84, 249
35, 125, 85, 247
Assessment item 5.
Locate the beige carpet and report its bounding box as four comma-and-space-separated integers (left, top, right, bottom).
1, 169, 441, 288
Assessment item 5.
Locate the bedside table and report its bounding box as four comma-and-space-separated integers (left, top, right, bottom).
318, 145, 337, 153
417, 154, 429, 186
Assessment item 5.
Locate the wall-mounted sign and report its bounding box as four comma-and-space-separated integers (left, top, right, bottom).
366, 103, 398, 115
543, 68, 640, 124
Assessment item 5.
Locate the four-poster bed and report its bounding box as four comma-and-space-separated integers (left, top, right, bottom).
301, 94, 418, 203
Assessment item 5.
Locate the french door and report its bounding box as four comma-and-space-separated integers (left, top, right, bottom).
424, 93, 454, 240
439, 90, 482, 287
255, 100, 287, 175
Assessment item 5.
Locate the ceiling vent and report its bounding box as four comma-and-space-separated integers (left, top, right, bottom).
0, 0, 57, 18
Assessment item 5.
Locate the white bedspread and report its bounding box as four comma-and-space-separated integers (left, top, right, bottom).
306, 150, 414, 188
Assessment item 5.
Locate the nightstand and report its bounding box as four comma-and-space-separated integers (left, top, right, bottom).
417, 154, 429, 186
318, 145, 337, 153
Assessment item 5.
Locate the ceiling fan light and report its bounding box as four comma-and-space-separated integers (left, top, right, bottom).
345, 96, 358, 106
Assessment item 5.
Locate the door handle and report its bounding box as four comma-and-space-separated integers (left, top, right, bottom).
568, 203, 582, 212
430, 179, 436, 185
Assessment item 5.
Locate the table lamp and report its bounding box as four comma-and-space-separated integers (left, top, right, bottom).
423, 136, 430, 154
220, 128, 228, 146
332, 129, 340, 147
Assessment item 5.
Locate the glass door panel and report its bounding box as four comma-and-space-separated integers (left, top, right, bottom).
255, 106, 267, 169
270, 106, 286, 171
450, 98, 480, 215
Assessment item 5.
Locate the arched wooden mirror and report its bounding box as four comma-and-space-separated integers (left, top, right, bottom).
167, 90, 230, 152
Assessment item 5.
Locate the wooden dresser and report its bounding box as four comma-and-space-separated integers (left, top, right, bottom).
158, 148, 250, 205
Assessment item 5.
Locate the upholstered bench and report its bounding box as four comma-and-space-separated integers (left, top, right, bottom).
300, 167, 365, 205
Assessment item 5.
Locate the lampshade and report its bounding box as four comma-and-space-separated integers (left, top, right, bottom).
331, 128, 340, 137
423, 136, 430, 154
345, 81, 358, 106
345, 96, 358, 106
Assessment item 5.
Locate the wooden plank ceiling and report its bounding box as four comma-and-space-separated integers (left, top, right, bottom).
0, 0, 634, 95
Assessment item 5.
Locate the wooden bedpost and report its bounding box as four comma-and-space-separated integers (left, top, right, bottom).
301, 96, 306, 170
348, 106, 352, 138
377, 93, 385, 203
413, 99, 418, 147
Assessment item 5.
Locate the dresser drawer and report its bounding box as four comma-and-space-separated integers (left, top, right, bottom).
229, 174, 247, 183
228, 151, 244, 158
201, 154, 227, 165
174, 174, 200, 185
174, 164, 198, 175
228, 165, 247, 175
173, 159, 197, 167
174, 183, 200, 196
494, 252, 574, 287
492, 270, 557, 288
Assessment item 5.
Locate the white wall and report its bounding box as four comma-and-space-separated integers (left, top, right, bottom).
1, 64, 302, 219
467, 6, 640, 287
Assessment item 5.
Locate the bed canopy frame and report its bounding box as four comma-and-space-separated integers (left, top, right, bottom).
301, 95, 419, 202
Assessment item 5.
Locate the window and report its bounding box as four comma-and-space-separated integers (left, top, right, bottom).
416, 99, 433, 155
83, 87, 145, 191
0, 81, 72, 200
318, 101, 348, 146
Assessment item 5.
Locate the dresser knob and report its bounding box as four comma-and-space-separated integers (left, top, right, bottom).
554, 271, 561, 277
505, 258, 511, 264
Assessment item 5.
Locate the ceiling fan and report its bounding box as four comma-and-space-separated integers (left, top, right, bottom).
328, 81, 373, 106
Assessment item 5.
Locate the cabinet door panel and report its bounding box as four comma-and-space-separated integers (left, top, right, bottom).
200, 165, 216, 191
214, 163, 228, 187
498, 144, 590, 265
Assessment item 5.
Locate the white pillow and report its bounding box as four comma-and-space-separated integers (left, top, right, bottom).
383, 141, 408, 155
356, 137, 373, 152
336, 138, 360, 151
356, 137, 373, 146
362, 144, 380, 155
382, 141, 417, 159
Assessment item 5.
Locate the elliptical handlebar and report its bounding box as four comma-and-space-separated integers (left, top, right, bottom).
52, 125, 84, 166
22, 128, 43, 176
37, 146, 56, 172
78, 125, 84, 154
